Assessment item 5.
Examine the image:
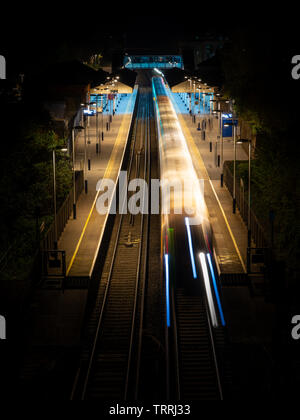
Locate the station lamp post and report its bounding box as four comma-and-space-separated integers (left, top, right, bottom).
197, 85, 203, 127
91, 91, 101, 153
100, 84, 105, 141
212, 97, 230, 185
206, 92, 213, 114
201, 85, 213, 114
188, 78, 192, 114
192, 80, 196, 118
184, 76, 189, 110
203, 91, 206, 114
72, 125, 84, 219
113, 76, 120, 115
223, 119, 237, 212
89, 101, 97, 147
93, 84, 106, 142
82, 99, 98, 171
212, 108, 222, 168
105, 76, 112, 124
195, 78, 202, 112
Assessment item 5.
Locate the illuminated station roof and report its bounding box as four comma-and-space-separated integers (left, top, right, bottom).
90, 68, 137, 95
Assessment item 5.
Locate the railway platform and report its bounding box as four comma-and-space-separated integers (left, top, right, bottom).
171, 93, 249, 274
171, 92, 275, 357
60, 89, 138, 281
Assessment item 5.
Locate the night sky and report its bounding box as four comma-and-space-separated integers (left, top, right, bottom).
1, 8, 298, 76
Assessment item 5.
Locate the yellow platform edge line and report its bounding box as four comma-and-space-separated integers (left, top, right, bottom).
66, 113, 131, 276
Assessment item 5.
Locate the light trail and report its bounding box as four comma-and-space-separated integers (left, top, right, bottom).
207, 253, 226, 326
185, 217, 197, 279
165, 253, 171, 328
199, 252, 218, 327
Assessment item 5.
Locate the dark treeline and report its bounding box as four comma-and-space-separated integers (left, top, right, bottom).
221, 23, 300, 284
0, 99, 72, 298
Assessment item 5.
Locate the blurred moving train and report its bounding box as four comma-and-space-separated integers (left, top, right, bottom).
151, 75, 225, 328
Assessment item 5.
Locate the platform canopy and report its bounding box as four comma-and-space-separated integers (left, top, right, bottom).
164, 68, 215, 94
90, 68, 137, 95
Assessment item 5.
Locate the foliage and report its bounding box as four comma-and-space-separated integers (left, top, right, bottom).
0, 103, 72, 283
220, 25, 300, 280
225, 145, 299, 278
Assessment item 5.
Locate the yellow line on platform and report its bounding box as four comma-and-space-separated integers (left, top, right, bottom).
178, 114, 247, 273
208, 179, 247, 273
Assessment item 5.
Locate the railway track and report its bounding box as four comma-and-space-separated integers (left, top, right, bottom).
173, 288, 224, 400
150, 73, 227, 400
71, 72, 229, 401
71, 89, 151, 400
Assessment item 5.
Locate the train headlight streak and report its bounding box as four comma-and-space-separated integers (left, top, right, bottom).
185, 217, 197, 279
199, 252, 218, 328
152, 76, 208, 223
207, 253, 226, 326
165, 254, 171, 327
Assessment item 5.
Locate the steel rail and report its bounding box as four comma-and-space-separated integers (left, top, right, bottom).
81, 91, 150, 400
